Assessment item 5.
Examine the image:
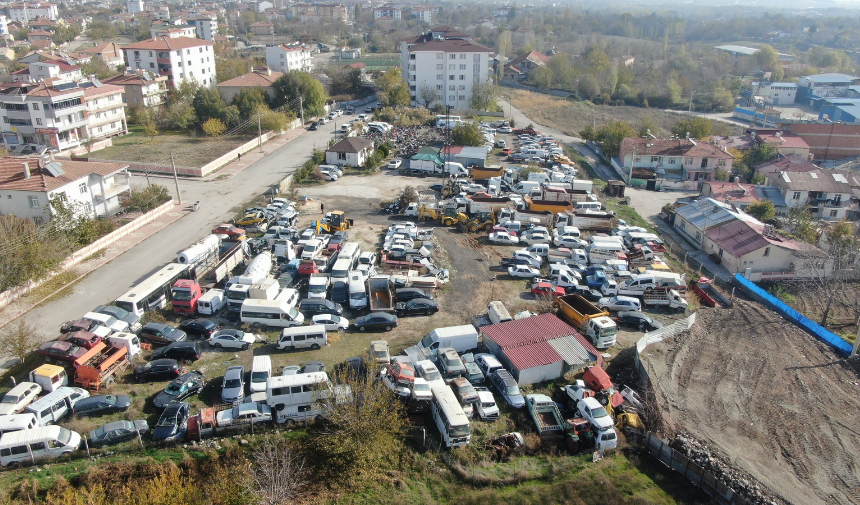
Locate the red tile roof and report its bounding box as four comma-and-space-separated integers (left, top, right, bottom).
216, 69, 283, 88
705, 219, 809, 257
754, 154, 819, 176
82, 83, 124, 97
703, 181, 758, 203
122, 36, 214, 51
756, 132, 809, 150
0, 158, 128, 192
440, 145, 463, 154
481, 313, 580, 349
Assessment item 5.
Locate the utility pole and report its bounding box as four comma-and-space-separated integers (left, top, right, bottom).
299, 96, 304, 125
170, 154, 182, 205
689, 89, 694, 113
258, 114, 263, 153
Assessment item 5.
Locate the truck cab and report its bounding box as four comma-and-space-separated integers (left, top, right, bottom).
105, 333, 142, 361
171, 279, 202, 314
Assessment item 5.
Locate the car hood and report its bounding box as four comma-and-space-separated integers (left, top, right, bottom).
221, 387, 243, 400
153, 390, 178, 408
153, 424, 182, 440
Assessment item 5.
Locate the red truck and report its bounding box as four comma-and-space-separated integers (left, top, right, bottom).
73, 342, 129, 392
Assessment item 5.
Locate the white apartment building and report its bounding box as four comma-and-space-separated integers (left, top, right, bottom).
6, 2, 58, 22
0, 15, 9, 39
122, 37, 216, 89
374, 6, 401, 19
750, 82, 798, 106
189, 14, 218, 41
411, 5, 435, 23
83, 83, 128, 140
150, 25, 197, 39
0, 80, 87, 151
401, 32, 492, 109
265, 44, 313, 73
126, 0, 143, 14
11, 61, 83, 83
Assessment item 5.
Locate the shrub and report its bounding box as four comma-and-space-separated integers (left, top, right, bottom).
121, 184, 171, 213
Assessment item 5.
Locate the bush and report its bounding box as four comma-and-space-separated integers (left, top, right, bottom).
121, 184, 171, 213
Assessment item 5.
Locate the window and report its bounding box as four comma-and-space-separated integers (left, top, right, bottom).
436, 74, 443, 80
473, 64, 481, 73
436, 53, 443, 59
718, 248, 723, 258
32, 103, 38, 110
459, 75, 465, 80
79, 182, 87, 194
651, 156, 660, 163
685, 158, 693, 164
473, 54, 481, 62
449, 75, 455, 80
436, 84, 443, 91
436, 64, 443, 70
29, 196, 39, 208
337, 152, 346, 160
667, 157, 676, 164
459, 95, 466, 100
449, 95, 455, 101
449, 64, 455, 70
763, 247, 770, 257
186, 49, 190, 55
717, 159, 727, 167
36, 118, 42, 125
460, 54, 466, 59
449, 54, 456, 60
459, 64, 466, 70
177, 61, 182, 67
793, 192, 801, 200
134, 51, 140, 58
830, 210, 838, 218
634, 157, 641, 162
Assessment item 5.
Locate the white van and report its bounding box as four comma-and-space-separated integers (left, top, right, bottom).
330, 258, 352, 281
301, 239, 323, 260
348, 273, 367, 310
24, 387, 89, 426
0, 413, 39, 437
240, 299, 304, 329
574, 201, 602, 212
197, 289, 227, 315
28, 365, 68, 393
82, 311, 129, 333
277, 326, 327, 351
487, 301, 513, 325
0, 426, 81, 467
512, 181, 541, 196
417, 325, 479, 354
266, 372, 334, 424
525, 243, 550, 258
338, 242, 361, 268
250, 356, 272, 394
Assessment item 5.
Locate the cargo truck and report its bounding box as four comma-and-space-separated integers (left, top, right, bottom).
368, 275, 394, 312
540, 187, 591, 203
525, 197, 574, 214
470, 166, 506, 181
465, 196, 513, 215
642, 289, 688, 312
525, 394, 565, 441
73, 342, 129, 391
554, 212, 616, 232
497, 207, 554, 227
171, 240, 247, 314
225, 252, 273, 312
553, 294, 617, 348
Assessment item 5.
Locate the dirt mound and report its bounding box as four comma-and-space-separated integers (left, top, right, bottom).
644, 300, 860, 505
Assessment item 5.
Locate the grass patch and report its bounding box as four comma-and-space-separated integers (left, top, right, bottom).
94, 130, 255, 167
84, 248, 106, 262
603, 197, 653, 232
20, 269, 80, 303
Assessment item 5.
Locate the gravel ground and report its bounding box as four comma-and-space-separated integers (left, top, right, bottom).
644, 300, 860, 505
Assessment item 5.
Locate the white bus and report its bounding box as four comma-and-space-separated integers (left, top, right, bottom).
115, 263, 189, 317
429, 382, 470, 448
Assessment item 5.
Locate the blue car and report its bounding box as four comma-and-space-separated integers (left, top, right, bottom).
489, 370, 525, 409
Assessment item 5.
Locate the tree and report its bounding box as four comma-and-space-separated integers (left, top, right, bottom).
271, 71, 327, 117
202, 117, 227, 136
671, 117, 712, 139
121, 185, 170, 213
259, 109, 292, 132
81, 56, 115, 80
531, 66, 554, 89
85, 20, 117, 43
592, 121, 637, 157
192, 87, 227, 124
779, 205, 818, 244
418, 84, 437, 109
52, 24, 80, 45
578, 74, 601, 101
377, 67, 409, 108
743, 143, 779, 174
0, 320, 43, 363
0, 216, 69, 292
754, 45, 779, 72
746, 200, 776, 222
243, 437, 307, 505
451, 123, 486, 146
637, 114, 660, 138
232, 88, 269, 120
469, 82, 499, 112
142, 122, 159, 143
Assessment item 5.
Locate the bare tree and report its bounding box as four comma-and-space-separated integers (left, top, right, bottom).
418, 84, 437, 110
243, 437, 307, 505
0, 320, 43, 364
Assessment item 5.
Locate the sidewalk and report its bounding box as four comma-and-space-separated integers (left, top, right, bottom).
200, 127, 308, 181
0, 203, 191, 328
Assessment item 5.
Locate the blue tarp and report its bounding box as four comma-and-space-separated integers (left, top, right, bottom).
733, 274, 853, 356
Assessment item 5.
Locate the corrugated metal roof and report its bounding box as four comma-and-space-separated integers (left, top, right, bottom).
481, 313, 578, 349
504, 341, 562, 370
548, 334, 603, 368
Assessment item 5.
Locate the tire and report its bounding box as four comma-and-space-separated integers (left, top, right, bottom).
426, 310, 432, 316
484, 224, 493, 231
338, 327, 344, 332
639, 323, 646, 332
385, 325, 392, 332
311, 344, 320, 350
104, 376, 115, 387
469, 224, 479, 233
359, 326, 366, 332
242, 344, 250, 351
213, 343, 222, 348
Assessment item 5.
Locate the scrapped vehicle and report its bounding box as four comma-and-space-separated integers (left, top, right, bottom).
38, 340, 87, 364
134, 359, 184, 382
221, 366, 245, 404
139, 323, 187, 346
60, 331, 102, 350
208, 329, 255, 350
152, 341, 201, 362
354, 312, 398, 332
153, 402, 190, 442
72, 394, 131, 417
395, 298, 440, 317
212, 224, 245, 238
310, 314, 349, 332
508, 264, 541, 279
153, 371, 205, 408
597, 296, 641, 312
489, 230, 519, 245
489, 370, 525, 408
616, 311, 663, 332
178, 319, 219, 339
88, 420, 149, 446
0, 382, 42, 416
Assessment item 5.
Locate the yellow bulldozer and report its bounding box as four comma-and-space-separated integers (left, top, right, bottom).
418, 203, 468, 227
458, 211, 496, 233
315, 210, 352, 234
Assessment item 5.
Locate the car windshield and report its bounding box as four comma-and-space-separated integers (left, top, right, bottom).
398, 367, 414, 379
251, 372, 268, 382
413, 383, 430, 393
92, 426, 107, 438
172, 290, 194, 301
1, 394, 16, 404
350, 291, 365, 300
373, 350, 387, 358
225, 379, 242, 388
157, 413, 177, 427
448, 424, 471, 438
57, 427, 73, 445
309, 284, 326, 293
459, 383, 476, 395
592, 406, 609, 418
288, 307, 300, 319
506, 384, 521, 396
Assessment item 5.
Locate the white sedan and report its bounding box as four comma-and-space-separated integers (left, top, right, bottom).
498, 126, 512, 133
489, 231, 519, 245
311, 314, 349, 332
387, 159, 402, 169
519, 232, 550, 246
318, 170, 338, 181
554, 235, 587, 249
508, 264, 541, 278
208, 329, 256, 350
597, 296, 642, 312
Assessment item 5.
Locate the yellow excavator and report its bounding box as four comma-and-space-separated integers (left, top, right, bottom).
458, 211, 496, 233
315, 210, 352, 234
418, 203, 468, 227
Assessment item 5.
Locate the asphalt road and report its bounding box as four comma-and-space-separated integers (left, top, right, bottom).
14, 121, 343, 340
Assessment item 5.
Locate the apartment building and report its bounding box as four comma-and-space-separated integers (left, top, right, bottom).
0, 80, 87, 151
150, 25, 197, 39
83, 83, 128, 140
10, 61, 82, 83
6, 2, 58, 23
374, 5, 401, 20
401, 28, 492, 109
122, 36, 216, 89
104, 70, 169, 109
126, 0, 143, 14
265, 44, 313, 73
189, 13, 218, 41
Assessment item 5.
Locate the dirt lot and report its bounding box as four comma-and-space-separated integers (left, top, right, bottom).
643, 300, 860, 505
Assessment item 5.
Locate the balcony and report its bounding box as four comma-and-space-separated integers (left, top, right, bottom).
8, 118, 32, 127
815, 198, 846, 208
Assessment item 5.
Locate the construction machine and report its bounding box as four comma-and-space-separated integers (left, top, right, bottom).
315, 211, 352, 234
418, 203, 468, 227
458, 212, 496, 233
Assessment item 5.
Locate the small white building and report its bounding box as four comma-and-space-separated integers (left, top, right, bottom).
189, 14, 218, 41
265, 44, 313, 73
703, 220, 811, 276
766, 170, 854, 221
122, 36, 217, 89
0, 157, 131, 222
126, 0, 143, 14
150, 25, 197, 39
7, 2, 58, 23
325, 137, 374, 167
374, 5, 401, 20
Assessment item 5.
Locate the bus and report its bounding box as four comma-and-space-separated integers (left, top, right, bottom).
429, 382, 470, 448
115, 263, 189, 317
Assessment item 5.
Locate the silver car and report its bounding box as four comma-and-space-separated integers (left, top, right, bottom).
221, 366, 245, 404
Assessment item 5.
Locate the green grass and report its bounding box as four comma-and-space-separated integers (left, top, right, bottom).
94, 128, 256, 167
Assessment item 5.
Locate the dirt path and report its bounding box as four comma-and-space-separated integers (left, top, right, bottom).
644, 301, 860, 505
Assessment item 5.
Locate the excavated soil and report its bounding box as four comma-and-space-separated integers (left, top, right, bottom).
644, 300, 860, 505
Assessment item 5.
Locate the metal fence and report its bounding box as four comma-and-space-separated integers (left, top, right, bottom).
645, 432, 752, 505
633, 312, 696, 382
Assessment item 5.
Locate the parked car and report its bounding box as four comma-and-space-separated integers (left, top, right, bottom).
211, 224, 245, 238
299, 298, 344, 317
328, 231, 349, 249
60, 330, 102, 350
73, 394, 131, 417
394, 287, 433, 302
208, 329, 255, 350
310, 314, 349, 332
489, 231, 519, 245
531, 281, 565, 298
302, 361, 325, 373
597, 295, 642, 312
388, 159, 402, 169
309, 122, 320, 131
567, 284, 603, 302
139, 323, 187, 346
88, 420, 150, 447
474, 353, 503, 378
508, 264, 541, 278
178, 319, 219, 339
488, 370, 525, 409
616, 311, 664, 332
281, 365, 301, 376
395, 298, 439, 317
221, 366, 246, 404
153, 371, 205, 408
60, 319, 104, 336
354, 312, 398, 332
216, 402, 273, 426
38, 340, 87, 364
152, 402, 190, 442
134, 359, 184, 382
151, 341, 202, 362
519, 231, 550, 246
0, 382, 42, 416
577, 397, 614, 431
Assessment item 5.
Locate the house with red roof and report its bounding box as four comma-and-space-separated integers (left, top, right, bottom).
503, 50, 549, 82
122, 36, 216, 89
615, 137, 734, 185
754, 130, 810, 158
480, 313, 602, 385
703, 219, 815, 276
215, 66, 283, 103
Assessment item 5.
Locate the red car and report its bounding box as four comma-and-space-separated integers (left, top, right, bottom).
531, 281, 565, 298
385, 361, 415, 384
60, 330, 102, 350
500, 148, 512, 156
38, 340, 88, 364
212, 224, 245, 238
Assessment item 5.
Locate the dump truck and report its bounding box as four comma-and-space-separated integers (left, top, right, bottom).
470, 166, 506, 181
642, 289, 688, 312
465, 196, 513, 215
497, 207, 554, 227
540, 187, 592, 203
692, 277, 732, 308
73, 342, 129, 391
553, 294, 617, 348
526, 394, 565, 441
368, 275, 394, 312
525, 197, 574, 214
187, 402, 273, 439
554, 212, 616, 232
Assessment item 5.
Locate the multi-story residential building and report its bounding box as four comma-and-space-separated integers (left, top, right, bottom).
6, 2, 58, 23
104, 70, 169, 109
0, 15, 9, 39
265, 44, 313, 73
374, 5, 401, 20
615, 138, 735, 184
189, 13, 218, 41
401, 28, 492, 110
290, 3, 349, 23
766, 169, 853, 221
126, 0, 143, 14
0, 81, 88, 151
411, 5, 437, 23
83, 83, 127, 140
79, 42, 124, 67
250, 21, 274, 36
155, 5, 170, 21
150, 25, 197, 39
122, 36, 216, 89
10, 61, 83, 83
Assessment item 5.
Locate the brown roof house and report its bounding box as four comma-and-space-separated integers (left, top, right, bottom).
79, 42, 124, 67
703, 220, 814, 278
0, 157, 131, 222
325, 137, 374, 167
215, 66, 283, 103
615, 138, 734, 185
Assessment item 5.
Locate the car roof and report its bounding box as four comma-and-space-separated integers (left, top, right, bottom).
150, 359, 179, 366
225, 366, 244, 377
